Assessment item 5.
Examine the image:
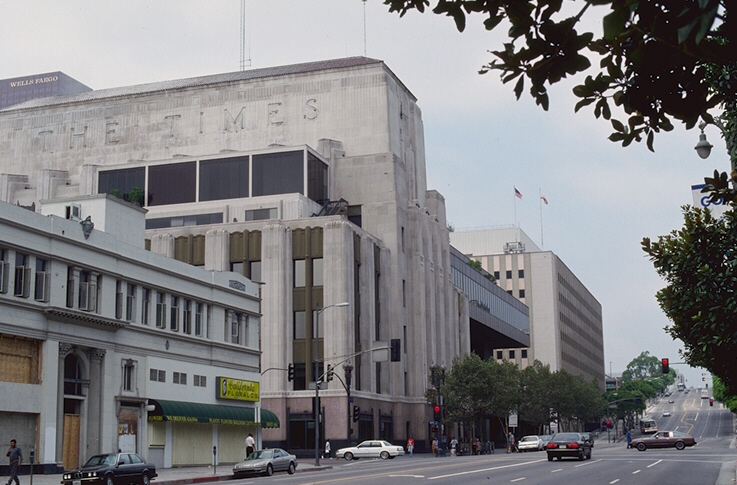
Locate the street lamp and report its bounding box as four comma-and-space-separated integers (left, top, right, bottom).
314, 302, 349, 467
695, 117, 736, 170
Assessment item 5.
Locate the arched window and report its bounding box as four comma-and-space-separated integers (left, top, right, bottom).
64, 354, 84, 396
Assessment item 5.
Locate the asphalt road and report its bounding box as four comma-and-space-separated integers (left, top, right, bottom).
223, 389, 735, 484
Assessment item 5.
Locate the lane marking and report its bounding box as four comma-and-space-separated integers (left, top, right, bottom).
428, 459, 546, 480
551, 469, 562, 473
389, 475, 424, 478
510, 478, 526, 482
609, 480, 620, 484
632, 470, 641, 474
647, 460, 662, 468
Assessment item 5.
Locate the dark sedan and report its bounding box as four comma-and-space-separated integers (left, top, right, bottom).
61, 453, 157, 485
631, 430, 697, 451
545, 432, 592, 461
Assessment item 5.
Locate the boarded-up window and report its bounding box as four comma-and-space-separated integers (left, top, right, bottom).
0, 335, 41, 384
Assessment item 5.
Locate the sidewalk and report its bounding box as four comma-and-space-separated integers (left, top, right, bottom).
19, 460, 332, 485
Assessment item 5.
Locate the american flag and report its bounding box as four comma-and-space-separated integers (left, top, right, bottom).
514, 187, 523, 199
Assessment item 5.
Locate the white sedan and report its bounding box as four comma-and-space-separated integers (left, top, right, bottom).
336, 440, 405, 460
517, 435, 544, 451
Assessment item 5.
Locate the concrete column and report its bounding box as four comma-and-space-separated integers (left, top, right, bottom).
87, 349, 106, 455
56, 343, 74, 463
205, 229, 229, 271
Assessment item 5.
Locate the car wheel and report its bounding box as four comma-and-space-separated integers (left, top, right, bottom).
586, 451, 592, 460
675, 441, 685, 450
105, 475, 114, 485
344, 452, 354, 461
547, 454, 553, 462
637, 443, 647, 452
141, 472, 150, 485
380, 451, 390, 460
288, 462, 296, 475
266, 464, 273, 477
579, 451, 585, 460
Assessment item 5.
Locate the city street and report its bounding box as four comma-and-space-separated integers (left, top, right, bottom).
222, 390, 735, 484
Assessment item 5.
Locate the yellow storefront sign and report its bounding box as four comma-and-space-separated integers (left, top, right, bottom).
217, 377, 259, 402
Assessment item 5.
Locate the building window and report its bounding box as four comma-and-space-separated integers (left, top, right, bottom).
521, 349, 528, 359
506, 270, 512, 279
507, 290, 513, 295
150, 369, 165, 382
312, 258, 323, 286
115, 281, 124, 319
0, 248, 7, 294
509, 350, 516, 359
194, 375, 207, 387
34, 258, 49, 302
78, 270, 98, 312
173, 372, 187, 385
123, 360, 135, 392
519, 289, 525, 298
13, 252, 30, 298
230, 311, 240, 344
252, 151, 303, 197
183, 299, 192, 334
518, 269, 525, 278
294, 260, 306, 287
156, 292, 166, 328
142, 288, 150, 325
496, 350, 503, 360
402, 279, 406, 307
249, 261, 261, 283
199, 156, 249, 201
170, 296, 179, 331
293, 363, 306, 391
126, 284, 136, 321
98, 167, 145, 202
245, 208, 277, 221
195, 302, 203, 336
494, 271, 500, 280
148, 162, 196, 206
294, 311, 306, 339
401, 227, 405, 253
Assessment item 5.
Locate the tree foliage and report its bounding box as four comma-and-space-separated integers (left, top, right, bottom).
439, 355, 605, 436
384, 0, 734, 151
642, 205, 737, 395
712, 375, 737, 413
621, 351, 660, 382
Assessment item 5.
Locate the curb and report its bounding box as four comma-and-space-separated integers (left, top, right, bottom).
155, 465, 334, 485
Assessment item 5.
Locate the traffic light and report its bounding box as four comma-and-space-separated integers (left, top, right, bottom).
390, 338, 401, 362
288, 363, 295, 382
352, 405, 360, 422
326, 364, 334, 382
661, 358, 669, 374
433, 405, 441, 423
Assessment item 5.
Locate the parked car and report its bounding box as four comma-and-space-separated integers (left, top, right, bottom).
538, 435, 553, 448
630, 431, 696, 451
61, 452, 157, 485
232, 448, 297, 477
517, 435, 544, 452
336, 440, 404, 460
545, 432, 592, 461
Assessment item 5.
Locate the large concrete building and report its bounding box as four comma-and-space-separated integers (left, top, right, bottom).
0, 195, 265, 472
451, 226, 605, 388
0, 57, 529, 456
0, 72, 91, 110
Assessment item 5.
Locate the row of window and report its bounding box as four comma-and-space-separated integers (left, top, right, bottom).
496, 349, 528, 360
494, 269, 525, 280
0, 249, 50, 301
149, 368, 207, 386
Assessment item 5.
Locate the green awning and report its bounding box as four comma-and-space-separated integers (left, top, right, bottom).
148, 399, 279, 428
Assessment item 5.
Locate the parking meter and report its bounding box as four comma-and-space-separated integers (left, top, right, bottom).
212, 446, 217, 473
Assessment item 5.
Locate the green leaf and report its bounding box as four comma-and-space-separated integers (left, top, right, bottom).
603, 8, 628, 41
514, 76, 524, 99
574, 98, 595, 112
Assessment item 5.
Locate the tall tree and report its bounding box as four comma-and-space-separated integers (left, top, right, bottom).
384, 0, 733, 151
642, 206, 737, 395
621, 351, 661, 382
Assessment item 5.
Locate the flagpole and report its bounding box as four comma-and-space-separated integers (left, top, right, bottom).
539, 188, 544, 249
514, 188, 518, 228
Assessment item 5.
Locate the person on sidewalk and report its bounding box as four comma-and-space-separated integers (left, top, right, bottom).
324, 440, 331, 459
6, 439, 22, 485
406, 437, 414, 457
450, 437, 458, 456
626, 430, 632, 449
245, 433, 255, 458
507, 432, 515, 453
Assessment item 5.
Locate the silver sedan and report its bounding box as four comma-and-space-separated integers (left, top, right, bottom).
232, 448, 297, 476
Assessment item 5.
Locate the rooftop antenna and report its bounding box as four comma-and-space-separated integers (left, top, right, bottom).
240, 0, 251, 70
363, 0, 367, 56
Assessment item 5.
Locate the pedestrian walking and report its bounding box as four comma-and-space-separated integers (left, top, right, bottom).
450, 437, 458, 456
324, 439, 331, 459
507, 432, 515, 453
245, 433, 255, 458
6, 439, 22, 485
626, 430, 632, 449
406, 437, 414, 457
432, 437, 438, 456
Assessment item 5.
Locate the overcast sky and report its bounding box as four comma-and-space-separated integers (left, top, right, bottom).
1, 0, 723, 387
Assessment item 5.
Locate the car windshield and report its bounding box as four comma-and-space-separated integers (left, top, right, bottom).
84, 454, 117, 467
520, 436, 538, 442
247, 450, 272, 460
